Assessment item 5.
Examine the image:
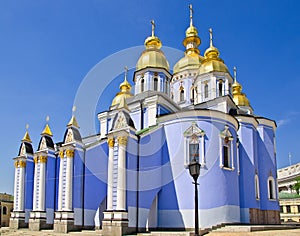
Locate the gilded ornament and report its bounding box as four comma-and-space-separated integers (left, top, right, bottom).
118, 136, 127, 146
107, 138, 115, 148
59, 150, 65, 158
19, 160, 26, 168
39, 156, 47, 163
34, 156, 39, 164
14, 161, 19, 168
66, 149, 74, 158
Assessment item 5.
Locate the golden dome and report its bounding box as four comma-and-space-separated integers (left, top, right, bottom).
232, 67, 250, 107
173, 53, 203, 74
136, 20, 169, 71
199, 28, 229, 74
173, 4, 202, 74
186, 25, 198, 38
111, 72, 133, 107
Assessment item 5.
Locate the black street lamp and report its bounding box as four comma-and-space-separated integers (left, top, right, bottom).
188, 159, 201, 236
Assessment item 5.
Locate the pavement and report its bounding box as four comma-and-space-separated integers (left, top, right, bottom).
1, 226, 300, 236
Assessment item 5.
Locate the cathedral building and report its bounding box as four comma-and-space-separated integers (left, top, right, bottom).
10, 5, 280, 235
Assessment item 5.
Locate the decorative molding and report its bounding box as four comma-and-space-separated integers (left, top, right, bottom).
39, 156, 47, 163
117, 136, 127, 146
19, 160, 26, 168
34, 156, 39, 164
59, 150, 65, 158
66, 149, 74, 158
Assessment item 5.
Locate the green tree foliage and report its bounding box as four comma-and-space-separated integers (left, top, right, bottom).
292, 177, 300, 195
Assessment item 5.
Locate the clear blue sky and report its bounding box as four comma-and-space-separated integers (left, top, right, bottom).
0, 0, 299, 194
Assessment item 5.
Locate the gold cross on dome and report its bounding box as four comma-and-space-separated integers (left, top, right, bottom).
124, 66, 128, 81
189, 4, 193, 26
209, 28, 213, 46
151, 20, 155, 37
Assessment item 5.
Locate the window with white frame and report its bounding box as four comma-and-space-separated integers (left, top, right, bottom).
183, 122, 205, 167
255, 174, 260, 199
141, 79, 145, 92
219, 125, 234, 169
267, 175, 276, 200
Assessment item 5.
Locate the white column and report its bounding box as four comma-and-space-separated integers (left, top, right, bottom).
13, 162, 19, 211
39, 156, 47, 211
58, 151, 64, 211
65, 149, 74, 211
107, 138, 114, 210
18, 160, 26, 212
32, 157, 38, 211
219, 138, 223, 167
116, 136, 127, 211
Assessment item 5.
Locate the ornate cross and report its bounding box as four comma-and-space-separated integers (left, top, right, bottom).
209, 28, 213, 47
189, 4, 193, 26
151, 20, 155, 37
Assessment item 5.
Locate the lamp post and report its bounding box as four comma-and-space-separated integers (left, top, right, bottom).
188, 159, 201, 236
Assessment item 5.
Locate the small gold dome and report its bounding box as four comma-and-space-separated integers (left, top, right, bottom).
232, 67, 250, 107
199, 28, 229, 75
111, 78, 133, 107
173, 53, 203, 74
136, 21, 169, 71
186, 25, 198, 38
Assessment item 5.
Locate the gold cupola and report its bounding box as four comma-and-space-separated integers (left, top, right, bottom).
136, 20, 169, 71
173, 4, 203, 74
232, 67, 250, 107
111, 67, 133, 107
199, 28, 229, 74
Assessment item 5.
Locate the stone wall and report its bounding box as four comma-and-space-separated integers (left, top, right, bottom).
249, 208, 280, 224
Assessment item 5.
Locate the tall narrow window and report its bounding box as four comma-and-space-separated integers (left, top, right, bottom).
165, 79, 168, 94
141, 79, 145, 92
204, 83, 208, 98
218, 81, 223, 96
189, 142, 199, 162
268, 176, 276, 200
184, 122, 205, 167
219, 125, 234, 169
180, 89, 184, 102
190, 87, 195, 102
255, 174, 260, 199
223, 145, 230, 168
154, 78, 158, 91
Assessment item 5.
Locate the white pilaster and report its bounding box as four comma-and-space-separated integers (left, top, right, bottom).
107, 138, 114, 210
58, 151, 64, 211
116, 136, 127, 211
32, 158, 38, 211
65, 149, 74, 211
19, 165, 25, 211
13, 163, 19, 211
38, 158, 46, 211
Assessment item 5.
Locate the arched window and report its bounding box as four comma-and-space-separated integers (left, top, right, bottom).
219, 125, 233, 169
154, 78, 158, 91
218, 80, 223, 96
180, 90, 184, 102
184, 122, 205, 167
141, 79, 145, 93
3, 206, 7, 215
255, 174, 260, 199
204, 83, 209, 98
268, 176, 276, 200
165, 79, 168, 94
190, 87, 195, 102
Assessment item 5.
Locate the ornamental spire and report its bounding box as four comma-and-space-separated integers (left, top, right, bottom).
41, 116, 53, 136
22, 124, 32, 143
67, 106, 79, 128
